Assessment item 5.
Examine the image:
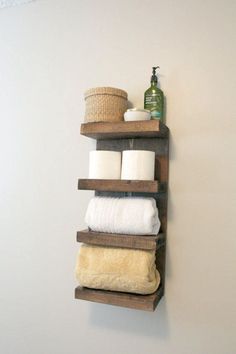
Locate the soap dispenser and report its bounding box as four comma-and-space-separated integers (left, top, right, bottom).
144, 66, 164, 121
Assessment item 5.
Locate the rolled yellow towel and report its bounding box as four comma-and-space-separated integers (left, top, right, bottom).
75, 244, 160, 295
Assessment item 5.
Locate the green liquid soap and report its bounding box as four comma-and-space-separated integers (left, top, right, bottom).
144, 66, 164, 121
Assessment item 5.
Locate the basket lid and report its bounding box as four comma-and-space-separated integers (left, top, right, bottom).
84, 87, 128, 99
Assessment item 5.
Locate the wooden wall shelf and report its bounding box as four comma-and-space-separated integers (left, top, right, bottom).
80, 120, 169, 140
77, 229, 165, 251
76, 120, 169, 311
78, 179, 159, 193
75, 285, 164, 312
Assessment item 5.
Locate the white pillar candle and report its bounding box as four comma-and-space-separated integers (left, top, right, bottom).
89, 151, 121, 179
121, 150, 155, 181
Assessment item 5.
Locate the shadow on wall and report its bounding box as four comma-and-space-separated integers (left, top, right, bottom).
88, 298, 169, 338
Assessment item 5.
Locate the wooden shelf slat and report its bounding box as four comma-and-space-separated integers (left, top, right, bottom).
80, 120, 169, 140
75, 286, 163, 311
77, 229, 165, 250
78, 179, 159, 193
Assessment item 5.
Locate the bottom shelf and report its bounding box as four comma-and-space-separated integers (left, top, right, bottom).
74, 285, 164, 312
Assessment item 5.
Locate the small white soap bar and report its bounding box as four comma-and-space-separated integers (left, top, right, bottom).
89, 151, 121, 179
121, 150, 155, 181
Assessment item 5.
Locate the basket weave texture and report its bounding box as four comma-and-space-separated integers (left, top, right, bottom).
84, 87, 128, 123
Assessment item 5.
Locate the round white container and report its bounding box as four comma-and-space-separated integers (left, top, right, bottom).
89, 151, 121, 179
124, 108, 151, 121
121, 150, 155, 181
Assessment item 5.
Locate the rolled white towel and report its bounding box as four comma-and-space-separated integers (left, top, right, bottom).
85, 197, 160, 235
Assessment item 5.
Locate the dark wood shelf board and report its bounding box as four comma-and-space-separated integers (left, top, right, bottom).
74, 285, 163, 311
77, 229, 165, 250
80, 120, 169, 140
78, 179, 159, 193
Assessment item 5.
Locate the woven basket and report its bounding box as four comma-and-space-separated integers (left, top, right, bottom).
84, 87, 128, 123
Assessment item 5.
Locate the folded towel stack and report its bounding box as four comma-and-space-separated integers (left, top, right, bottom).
85, 196, 160, 235
76, 196, 161, 295
76, 244, 160, 295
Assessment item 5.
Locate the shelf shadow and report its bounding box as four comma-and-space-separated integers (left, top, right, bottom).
88, 296, 170, 339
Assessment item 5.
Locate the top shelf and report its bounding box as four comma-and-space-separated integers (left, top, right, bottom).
80, 120, 169, 140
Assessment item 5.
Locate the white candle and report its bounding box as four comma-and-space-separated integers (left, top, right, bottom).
89, 151, 121, 179
121, 150, 155, 181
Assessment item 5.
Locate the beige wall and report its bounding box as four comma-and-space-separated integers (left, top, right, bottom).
0, 0, 236, 353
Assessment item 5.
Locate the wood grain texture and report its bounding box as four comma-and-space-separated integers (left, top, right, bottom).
78, 179, 159, 193
77, 229, 165, 250
74, 286, 164, 311
80, 120, 169, 139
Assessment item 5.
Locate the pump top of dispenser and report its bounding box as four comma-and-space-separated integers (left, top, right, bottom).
151, 66, 160, 84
